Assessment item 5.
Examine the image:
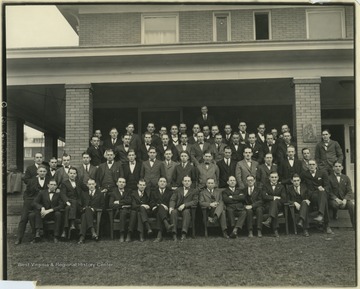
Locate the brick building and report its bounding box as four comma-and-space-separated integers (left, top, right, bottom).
6, 3, 355, 183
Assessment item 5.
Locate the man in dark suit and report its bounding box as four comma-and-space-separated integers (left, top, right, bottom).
243, 175, 265, 238
47, 157, 58, 179
77, 152, 97, 190
261, 172, 287, 237
278, 145, 303, 186
217, 146, 237, 188
169, 176, 199, 241
60, 167, 83, 238
175, 133, 192, 157
190, 131, 211, 167
238, 122, 249, 145
54, 153, 73, 186
87, 136, 105, 167
200, 178, 229, 238
256, 123, 267, 149
170, 125, 180, 146
103, 128, 122, 157
30, 179, 64, 243
222, 176, 247, 238
188, 123, 201, 144
210, 133, 226, 162
109, 177, 132, 242
15, 165, 50, 245
263, 133, 278, 164
150, 177, 174, 242
171, 151, 198, 189
328, 162, 355, 228
247, 133, 264, 164
287, 174, 311, 237
301, 148, 311, 172
162, 149, 179, 186
122, 149, 142, 191
124, 122, 142, 153
115, 134, 136, 165
94, 129, 104, 147
229, 132, 246, 162
301, 160, 333, 234
143, 122, 161, 147
179, 123, 187, 136
139, 132, 153, 161
223, 124, 233, 145
276, 132, 297, 165
256, 153, 278, 186
202, 125, 211, 143
196, 106, 216, 129
156, 134, 179, 162
24, 152, 47, 184
128, 179, 152, 242
140, 147, 166, 191
78, 179, 104, 244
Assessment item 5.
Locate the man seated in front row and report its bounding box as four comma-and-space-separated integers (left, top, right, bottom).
78, 179, 104, 244
200, 178, 229, 239
222, 176, 247, 238
30, 179, 64, 243
169, 176, 199, 241
109, 177, 132, 242
328, 162, 355, 229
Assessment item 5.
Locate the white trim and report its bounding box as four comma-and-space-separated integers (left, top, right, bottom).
306, 8, 346, 39
213, 12, 231, 42
141, 13, 179, 44
253, 10, 272, 41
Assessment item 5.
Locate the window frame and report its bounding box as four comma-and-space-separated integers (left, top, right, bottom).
141, 13, 179, 45
306, 8, 346, 39
213, 12, 231, 42
253, 10, 272, 41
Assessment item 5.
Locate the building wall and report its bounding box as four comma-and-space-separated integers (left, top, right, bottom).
79, 6, 354, 46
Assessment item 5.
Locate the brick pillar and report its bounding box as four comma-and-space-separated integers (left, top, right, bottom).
44, 133, 58, 160
6, 116, 24, 171
292, 77, 322, 159
64, 84, 93, 167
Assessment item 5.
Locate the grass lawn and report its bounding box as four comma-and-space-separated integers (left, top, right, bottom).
6, 228, 356, 286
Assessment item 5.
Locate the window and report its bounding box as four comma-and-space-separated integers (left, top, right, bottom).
254, 11, 271, 40
213, 12, 231, 42
142, 14, 179, 44
24, 148, 32, 158
306, 9, 345, 39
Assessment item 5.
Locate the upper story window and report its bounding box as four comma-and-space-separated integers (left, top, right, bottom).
213, 12, 231, 42
254, 11, 271, 40
306, 9, 345, 39
141, 14, 179, 44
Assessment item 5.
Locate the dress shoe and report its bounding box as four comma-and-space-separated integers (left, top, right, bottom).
223, 231, 230, 239
262, 218, 271, 228
248, 231, 253, 238
147, 228, 153, 235
325, 226, 334, 235
181, 234, 186, 241
208, 217, 214, 223
273, 230, 279, 238
92, 234, 99, 241
166, 224, 174, 232
230, 230, 238, 239
303, 230, 310, 237
257, 231, 262, 238
153, 237, 162, 243
125, 234, 132, 242
78, 236, 85, 244
15, 239, 21, 245
70, 225, 76, 231
297, 219, 304, 229
61, 231, 66, 239
119, 234, 125, 243
35, 230, 41, 241
54, 237, 59, 243
313, 214, 324, 223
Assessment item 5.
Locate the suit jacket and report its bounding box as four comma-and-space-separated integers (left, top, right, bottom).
95, 161, 124, 188
175, 143, 192, 156
169, 187, 198, 209
54, 166, 74, 186
210, 143, 227, 162
246, 143, 264, 164
199, 188, 224, 210
315, 140, 344, 170
140, 159, 166, 187
190, 142, 211, 166
33, 189, 63, 212
235, 159, 259, 190
115, 144, 137, 165
328, 173, 354, 201
242, 186, 264, 209
228, 143, 246, 162
122, 161, 142, 191
256, 133, 267, 149
188, 135, 198, 145
196, 114, 216, 129
217, 158, 237, 188
301, 169, 330, 194
77, 164, 97, 189
262, 181, 287, 204
108, 188, 132, 209
47, 168, 58, 179
256, 163, 278, 185
24, 176, 50, 200
156, 143, 179, 162
301, 159, 310, 172
197, 163, 220, 188
81, 188, 105, 210
126, 133, 142, 153
278, 158, 303, 185
263, 143, 279, 163
23, 163, 48, 184
223, 134, 233, 145
150, 187, 173, 209
276, 141, 297, 165
60, 179, 83, 204
287, 184, 309, 205
162, 160, 179, 186
87, 145, 105, 166
103, 138, 122, 153
139, 143, 152, 161
222, 187, 246, 210
170, 135, 180, 147
171, 162, 198, 188
131, 189, 151, 210
239, 132, 249, 145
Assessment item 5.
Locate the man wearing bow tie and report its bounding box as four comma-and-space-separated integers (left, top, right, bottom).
328, 162, 355, 229
276, 132, 297, 165
122, 149, 142, 191
87, 136, 105, 166
175, 133, 192, 157
278, 146, 303, 185
140, 147, 166, 191
169, 176, 199, 241
47, 157, 58, 178
54, 154, 72, 186
171, 151, 198, 189
263, 133, 278, 164
197, 151, 219, 190
156, 134, 179, 162
315, 129, 344, 175
139, 132, 153, 161
31, 179, 64, 243
115, 134, 136, 165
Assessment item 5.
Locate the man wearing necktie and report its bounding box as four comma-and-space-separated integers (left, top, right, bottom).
278, 146, 303, 186
190, 131, 211, 167
77, 152, 97, 190
246, 133, 264, 164
31, 179, 64, 243
169, 176, 199, 241
115, 134, 135, 165
235, 148, 259, 190
200, 178, 229, 238
171, 151, 198, 189
87, 136, 106, 167
197, 151, 220, 190
103, 128, 121, 158
140, 147, 166, 191
256, 153, 278, 186
122, 149, 142, 191
263, 133, 278, 164
162, 149, 179, 186
223, 124, 233, 146
210, 133, 226, 162
328, 162, 355, 229
196, 106, 216, 129
54, 154, 72, 186
217, 147, 237, 188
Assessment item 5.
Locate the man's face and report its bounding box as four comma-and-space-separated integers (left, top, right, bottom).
87, 180, 96, 191
246, 176, 255, 187
148, 149, 157, 160
182, 176, 192, 188
171, 126, 178, 135
224, 125, 232, 134
126, 124, 134, 134
117, 178, 126, 189
283, 132, 291, 143
162, 135, 169, 145
123, 135, 131, 145
147, 124, 155, 133
215, 135, 222, 144
180, 135, 188, 144
94, 130, 102, 138
137, 181, 146, 192
266, 135, 274, 145
62, 156, 71, 166
180, 153, 189, 163
34, 153, 43, 165
49, 159, 58, 169
193, 125, 200, 134
144, 134, 152, 144
292, 177, 301, 187
308, 161, 317, 172
68, 169, 77, 180
322, 131, 331, 142
203, 126, 210, 137
227, 176, 237, 188
179, 124, 187, 133
281, 125, 289, 133
201, 106, 208, 114
271, 129, 278, 138
333, 163, 343, 174
158, 178, 167, 189
82, 154, 91, 165
248, 134, 256, 144
106, 152, 115, 161
164, 151, 172, 161
159, 127, 167, 136
128, 152, 136, 162
269, 173, 279, 184
243, 148, 253, 160
38, 167, 47, 178
302, 149, 311, 160
91, 137, 100, 147
264, 154, 273, 165
287, 148, 295, 158
211, 126, 219, 136
206, 179, 215, 190
48, 181, 57, 192
110, 129, 118, 139
203, 153, 212, 163
197, 133, 204, 143
224, 149, 232, 159
232, 134, 240, 144
239, 122, 246, 132
258, 124, 265, 134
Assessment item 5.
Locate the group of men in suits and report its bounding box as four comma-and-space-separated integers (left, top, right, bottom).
16, 106, 353, 243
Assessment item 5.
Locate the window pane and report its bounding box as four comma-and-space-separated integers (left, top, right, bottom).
308, 11, 343, 39
255, 13, 269, 40
216, 16, 228, 41
144, 16, 177, 44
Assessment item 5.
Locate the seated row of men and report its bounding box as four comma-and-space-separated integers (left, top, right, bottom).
16, 158, 354, 244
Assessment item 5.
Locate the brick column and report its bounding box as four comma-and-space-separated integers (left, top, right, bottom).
44, 133, 58, 160
6, 116, 24, 171
292, 77, 322, 159
64, 84, 93, 167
